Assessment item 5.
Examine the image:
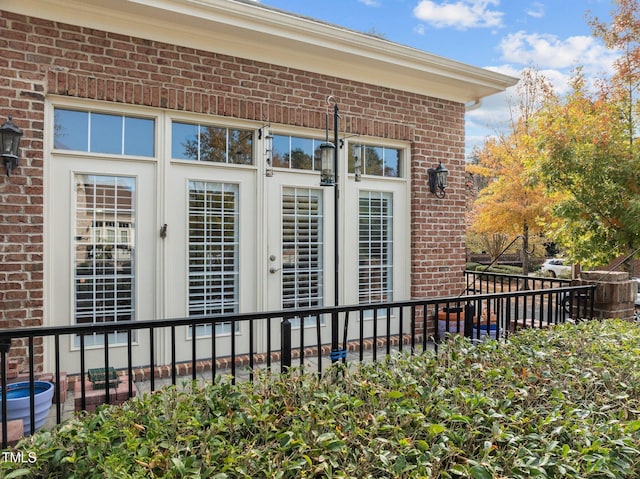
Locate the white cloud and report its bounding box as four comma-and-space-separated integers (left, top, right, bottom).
483, 63, 520, 78
526, 2, 544, 18
413, 0, 504, 30
467, 91, 511, 131
482, 64, 570, 95
498, 31, 616, 75
359, 0, 381, 6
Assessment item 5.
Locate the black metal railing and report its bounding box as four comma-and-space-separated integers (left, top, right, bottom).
0, 280, 596, 448
465, 269, 572, 294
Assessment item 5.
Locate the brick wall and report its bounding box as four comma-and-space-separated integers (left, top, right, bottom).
0, 12, 48, 370
0, 11, 467, 343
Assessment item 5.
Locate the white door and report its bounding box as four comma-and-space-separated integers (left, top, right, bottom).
163, 163, 257, 364
50, 158, 157, 375
265, 171, 332, 352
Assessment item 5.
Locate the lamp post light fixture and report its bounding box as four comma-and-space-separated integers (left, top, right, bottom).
428, 161, 449, 198
319, 141, 335, 186
0, 116, 23, 177
319, 96, 339, 187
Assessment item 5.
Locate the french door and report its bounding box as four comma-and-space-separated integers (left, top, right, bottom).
163, 163, 257, 363
50, 158, 157, 374
265, 172, 333, 350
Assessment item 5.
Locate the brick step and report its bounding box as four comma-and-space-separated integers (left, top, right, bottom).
1, 420, 24, 446
74, 376, 136, 413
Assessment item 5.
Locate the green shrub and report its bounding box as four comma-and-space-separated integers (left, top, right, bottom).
3, 319, 640, 478
465, 262, 484, 271
528, 258, 543, 272
489, 264, 523, 274
465, 263, 524, 275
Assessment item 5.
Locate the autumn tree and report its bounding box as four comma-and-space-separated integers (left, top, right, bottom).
590, 0, 640, 146
467, 68, 557, 274
529, 0, 640, 270
466, 231, 510, 263
533, 72, 640, 269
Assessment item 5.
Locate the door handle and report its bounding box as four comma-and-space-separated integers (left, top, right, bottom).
269, 266, 281, 274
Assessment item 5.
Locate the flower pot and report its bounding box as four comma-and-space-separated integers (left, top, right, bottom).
0, 381, 54, 434
437, 310, 465, 338
473, 323, 498, 341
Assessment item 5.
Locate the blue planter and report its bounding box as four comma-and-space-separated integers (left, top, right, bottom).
1, 381, 54, 434
473, 324, 498, 341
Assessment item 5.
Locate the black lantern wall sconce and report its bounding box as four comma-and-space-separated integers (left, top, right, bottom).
0, 116, 23, 177
428, 161, 449, 198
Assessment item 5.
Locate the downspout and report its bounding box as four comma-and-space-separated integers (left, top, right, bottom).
465, 99, 482, 112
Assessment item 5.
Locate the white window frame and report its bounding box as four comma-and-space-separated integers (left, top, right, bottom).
343, 138, 411, 310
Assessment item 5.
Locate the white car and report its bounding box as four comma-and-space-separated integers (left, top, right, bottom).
541, 258, 572, 278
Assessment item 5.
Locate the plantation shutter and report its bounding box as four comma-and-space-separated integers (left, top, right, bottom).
359, 191, 393, 304
281, 188, 324, 313
74, 174, 136, 345
188, 181, 239, 335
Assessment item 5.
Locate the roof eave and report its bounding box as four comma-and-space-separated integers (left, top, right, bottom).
3, 0, 519, 102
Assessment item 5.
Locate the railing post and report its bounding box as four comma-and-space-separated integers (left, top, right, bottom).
464, 302, 475, 339
281, 317, 291, 373
331, 311, 339, 363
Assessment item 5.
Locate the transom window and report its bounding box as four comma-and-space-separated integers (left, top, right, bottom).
54, 108, 155, 157
359, 191, 393, 304
172, 122, 253, 164
349, 144, 401, 178
271, 134, 324, 171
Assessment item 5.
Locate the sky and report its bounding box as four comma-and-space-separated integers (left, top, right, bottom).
254, 0, 618, 156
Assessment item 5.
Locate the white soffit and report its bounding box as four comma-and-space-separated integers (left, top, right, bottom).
3, 0, 518, 103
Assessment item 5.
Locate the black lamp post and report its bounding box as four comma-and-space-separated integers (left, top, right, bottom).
0, 116, 23, 177
319, 96, 341, 362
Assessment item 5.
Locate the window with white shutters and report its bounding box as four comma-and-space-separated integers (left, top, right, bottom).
282, 188, 324, 325
359, 191, 393, 306
188, 181, 239, 336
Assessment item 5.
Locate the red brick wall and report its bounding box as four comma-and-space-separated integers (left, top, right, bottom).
0, 11, 467, 340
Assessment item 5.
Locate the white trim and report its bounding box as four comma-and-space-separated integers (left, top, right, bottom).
6, 0, 518, 103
